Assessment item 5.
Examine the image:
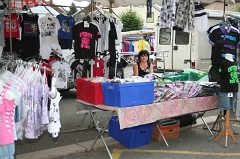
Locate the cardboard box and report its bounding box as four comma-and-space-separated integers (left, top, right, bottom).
151, 122, 180, 142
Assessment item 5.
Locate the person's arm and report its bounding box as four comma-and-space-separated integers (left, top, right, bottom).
133, 63, 138, 76
149, 63, 153, 74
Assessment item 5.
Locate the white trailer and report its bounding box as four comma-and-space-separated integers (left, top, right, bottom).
154, 9, 240, 72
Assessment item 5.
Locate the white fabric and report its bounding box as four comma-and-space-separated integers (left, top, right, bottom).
115, 19, 123, 45
39, 43, 62, 60
0, 46, 3, 60
75, 0, 235, 7
47, 91, 62, 138
38, 16, 60, 45
52, 61, 71, 89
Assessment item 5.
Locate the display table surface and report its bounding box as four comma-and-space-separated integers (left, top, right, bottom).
77, 95, 219, 130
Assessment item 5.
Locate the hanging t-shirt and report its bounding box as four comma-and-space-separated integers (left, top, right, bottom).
52, 61, 71, 89
0, 15, 5, 47
219, 59, 238, 92
72, 21, 101, 59
115, 19, 123, 45
57, 14, 75, 40
209, 25, 240, 66
4, 13, 20, 38
38, 16, 60, 45
93, 58, 104, 77
21, 13, 39, 39
21, 13, 40, 58
108, 20, 117, 67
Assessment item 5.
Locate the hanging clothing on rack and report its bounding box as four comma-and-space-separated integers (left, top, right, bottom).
4, 13, 20, 38
21, 13, 40, 59
72, 18, 101, 59
56, 13, 75, 49
159, 0, 176, 28
38, 14, 61, 60
174, 0, 194, 31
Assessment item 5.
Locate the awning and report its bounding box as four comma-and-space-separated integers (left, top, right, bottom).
122, 30, 155, 37
74, 0, 235, 8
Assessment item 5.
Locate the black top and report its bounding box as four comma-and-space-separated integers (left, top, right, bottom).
209, 26, 240, 66
219, 59, 238, 92
137, 62, 150, 77
72, 22, 101, 59
21, 13, 40, 41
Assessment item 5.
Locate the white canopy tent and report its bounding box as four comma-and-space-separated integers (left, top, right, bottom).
122, 30, 155, 37
74, 0, 235, 8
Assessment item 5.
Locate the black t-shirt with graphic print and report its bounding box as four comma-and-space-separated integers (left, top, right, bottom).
72, 22, 101, 59
219, 59, 238, 92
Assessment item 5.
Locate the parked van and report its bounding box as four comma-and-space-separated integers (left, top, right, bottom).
153, 9, 240, 73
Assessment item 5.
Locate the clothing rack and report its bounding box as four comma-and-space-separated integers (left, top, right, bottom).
14, 59, 55, 73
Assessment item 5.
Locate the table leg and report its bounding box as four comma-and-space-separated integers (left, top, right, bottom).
87, 105, 115, 159
156, 124, 169, 147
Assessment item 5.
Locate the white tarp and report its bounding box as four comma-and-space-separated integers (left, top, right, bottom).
19, 6, 59, 16
122, 30, 155, 37
74, 0, 235, 8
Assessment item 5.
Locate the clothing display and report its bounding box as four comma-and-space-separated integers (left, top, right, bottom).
208, 23, 240, 66
48, 91, 62, 138
52, 61, 71, 89
38, 15, 61, 59
57, 14, 75, 49
4, 13, 20, 38
21, 13, 40, 58
194, 2, 208, 33
72, 20, 101, 59
108, 19, 118, 68
174, 0, 195, 31
218, 59, 238, 93
147, 0, 152, 18
159, 0, 176, 28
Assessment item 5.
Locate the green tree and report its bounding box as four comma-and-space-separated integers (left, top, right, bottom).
119, 9, 144, 32
235, 4, 240, 12
69, 2, 78, 15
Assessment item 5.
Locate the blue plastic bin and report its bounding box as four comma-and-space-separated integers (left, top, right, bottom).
109, 116, 153, 149
101, 81, 154, 107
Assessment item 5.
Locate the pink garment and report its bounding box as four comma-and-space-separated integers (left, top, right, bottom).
0, 85, 15, 145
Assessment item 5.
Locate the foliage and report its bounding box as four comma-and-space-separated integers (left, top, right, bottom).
69, 2, 78, 15
235, 4, 240, 12
119, 9, 144, 32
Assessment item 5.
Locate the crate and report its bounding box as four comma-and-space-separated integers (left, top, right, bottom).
151, 121, 180, 142
109, 116, 153, 149
101, 81, 154, 107
76, 78, 103, 104
165, 74, 189, 82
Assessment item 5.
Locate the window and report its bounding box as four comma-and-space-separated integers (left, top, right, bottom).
146, 12, 154, 23
159, 28, 171, 45
175, 31, 189, 45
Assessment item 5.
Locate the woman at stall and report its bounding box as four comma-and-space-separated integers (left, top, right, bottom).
133, 50, 153, 77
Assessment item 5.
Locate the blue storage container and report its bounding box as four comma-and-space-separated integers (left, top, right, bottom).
101, 81, 154, 107
109, 116, 153, 149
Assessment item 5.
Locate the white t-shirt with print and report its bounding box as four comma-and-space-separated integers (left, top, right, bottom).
38, 16, 60, 45
52, 61, 71, 89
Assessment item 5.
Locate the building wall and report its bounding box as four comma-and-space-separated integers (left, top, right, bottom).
111, 5, 160, 30
204, 2, 240, 11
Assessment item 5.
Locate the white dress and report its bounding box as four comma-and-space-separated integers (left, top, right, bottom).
47, 91, 62, 138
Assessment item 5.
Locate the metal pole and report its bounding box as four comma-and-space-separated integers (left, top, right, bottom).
90, 0, 94, 78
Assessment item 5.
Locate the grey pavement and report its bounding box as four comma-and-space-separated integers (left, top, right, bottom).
16, 116, 219, 159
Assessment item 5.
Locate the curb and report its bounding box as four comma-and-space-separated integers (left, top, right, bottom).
16, 116, 217, 159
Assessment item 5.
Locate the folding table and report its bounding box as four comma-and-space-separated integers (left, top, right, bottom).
76, 95, 219, 159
